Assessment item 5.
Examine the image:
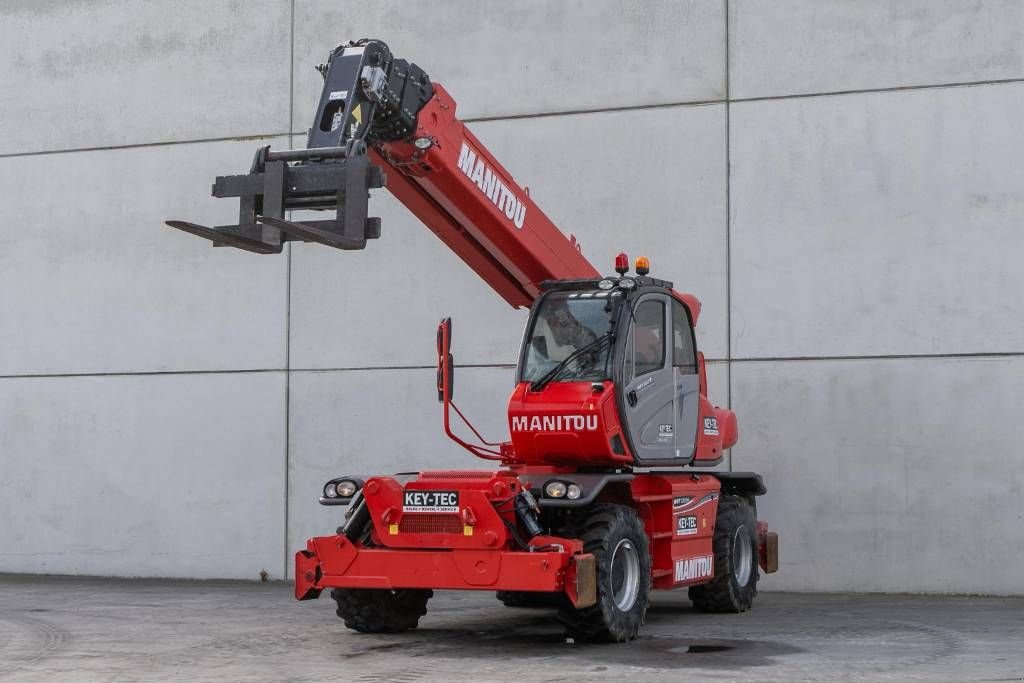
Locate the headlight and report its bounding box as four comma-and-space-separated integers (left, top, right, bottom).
544, 481, 567, 498
323, 483, 338, 498
566, 484, 582, 500
335, 479, 358, 497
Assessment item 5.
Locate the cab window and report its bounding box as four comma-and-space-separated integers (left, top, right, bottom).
672, 300, 697, 374
625, 299, 665, 378
520, 291, 617, 383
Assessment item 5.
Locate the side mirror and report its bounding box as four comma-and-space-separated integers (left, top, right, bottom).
436, 317, 454, 402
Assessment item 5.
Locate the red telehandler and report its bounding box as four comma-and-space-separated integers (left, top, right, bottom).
167, 39, 778, 642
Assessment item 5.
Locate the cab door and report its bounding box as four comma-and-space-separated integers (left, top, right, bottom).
620, 293, 676, 461
671, 298, 701, 461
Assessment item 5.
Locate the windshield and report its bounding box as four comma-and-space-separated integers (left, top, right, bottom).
520, 290, 621, 384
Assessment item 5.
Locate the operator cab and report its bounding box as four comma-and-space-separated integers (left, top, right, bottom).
509, 256, 731, 468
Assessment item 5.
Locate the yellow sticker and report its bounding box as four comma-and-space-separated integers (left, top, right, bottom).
352, 104, 363, 126
389, 523, 399, 535
702, 517, 707, 528
463, 526, 474, 536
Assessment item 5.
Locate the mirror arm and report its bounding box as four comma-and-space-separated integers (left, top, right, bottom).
435, 317, 508, 462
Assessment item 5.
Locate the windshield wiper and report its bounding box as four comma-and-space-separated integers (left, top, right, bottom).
530, 333, 614, 392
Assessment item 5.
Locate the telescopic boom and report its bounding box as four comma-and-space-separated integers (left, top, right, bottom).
166, 39, 598, 307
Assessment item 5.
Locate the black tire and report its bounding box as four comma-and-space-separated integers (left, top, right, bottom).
496, 591, 565, 608
688, 494, 759, 613
557, 504, 651, 643
331, 588, 432, 633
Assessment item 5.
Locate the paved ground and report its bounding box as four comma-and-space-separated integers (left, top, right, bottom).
0, 576, 1022, 682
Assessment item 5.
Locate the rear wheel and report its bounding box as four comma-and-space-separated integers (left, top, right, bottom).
688, 494, 759, 612
331, 588, 432, 633
557, 504, 650, 642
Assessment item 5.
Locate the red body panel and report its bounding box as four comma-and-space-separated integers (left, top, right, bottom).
507, 380, 634, 467
297, 539, 581, 594
362, 473, 512, 550
628, 473, 722, 589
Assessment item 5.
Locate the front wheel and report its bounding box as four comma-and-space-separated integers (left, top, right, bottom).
331, 588, 432, 633
688, 494, 759, 612
557, 504, 651, 642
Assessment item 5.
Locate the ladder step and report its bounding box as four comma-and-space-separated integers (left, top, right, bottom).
632, 494, 674, 503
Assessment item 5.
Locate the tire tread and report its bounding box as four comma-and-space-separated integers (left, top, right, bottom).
688, 494, 759, 613
331, 588, 432, 633
557, 504, 650, 642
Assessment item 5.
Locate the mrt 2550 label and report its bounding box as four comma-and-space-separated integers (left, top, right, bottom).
402, 490, 459, 513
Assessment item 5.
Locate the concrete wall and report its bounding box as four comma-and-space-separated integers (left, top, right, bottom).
2, 1, 1021, 593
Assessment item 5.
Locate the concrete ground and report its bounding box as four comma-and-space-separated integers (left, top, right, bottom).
0, 576, 1021, 682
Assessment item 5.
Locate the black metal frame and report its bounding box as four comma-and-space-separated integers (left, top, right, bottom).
165, 38, 432, 255
166, 142, 385, 254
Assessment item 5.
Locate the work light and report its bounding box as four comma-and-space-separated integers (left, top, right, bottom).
544, 481, 567, 498
335, 480, 359, 497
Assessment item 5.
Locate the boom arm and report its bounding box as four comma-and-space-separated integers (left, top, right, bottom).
166, 39, 598, 307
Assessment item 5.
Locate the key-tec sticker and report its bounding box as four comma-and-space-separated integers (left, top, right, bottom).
676, 515, 698, 536
402, 490, 459, 513
703, 416, 719, 436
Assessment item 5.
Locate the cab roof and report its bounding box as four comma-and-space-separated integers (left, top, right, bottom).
538, 277, 701, 325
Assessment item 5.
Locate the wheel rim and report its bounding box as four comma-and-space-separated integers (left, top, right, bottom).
733, 525, 753, 586
610, 538, 640, 611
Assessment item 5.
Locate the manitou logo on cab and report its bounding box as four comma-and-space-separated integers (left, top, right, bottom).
457, 142, 527, 229
511, 414, 599, 432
